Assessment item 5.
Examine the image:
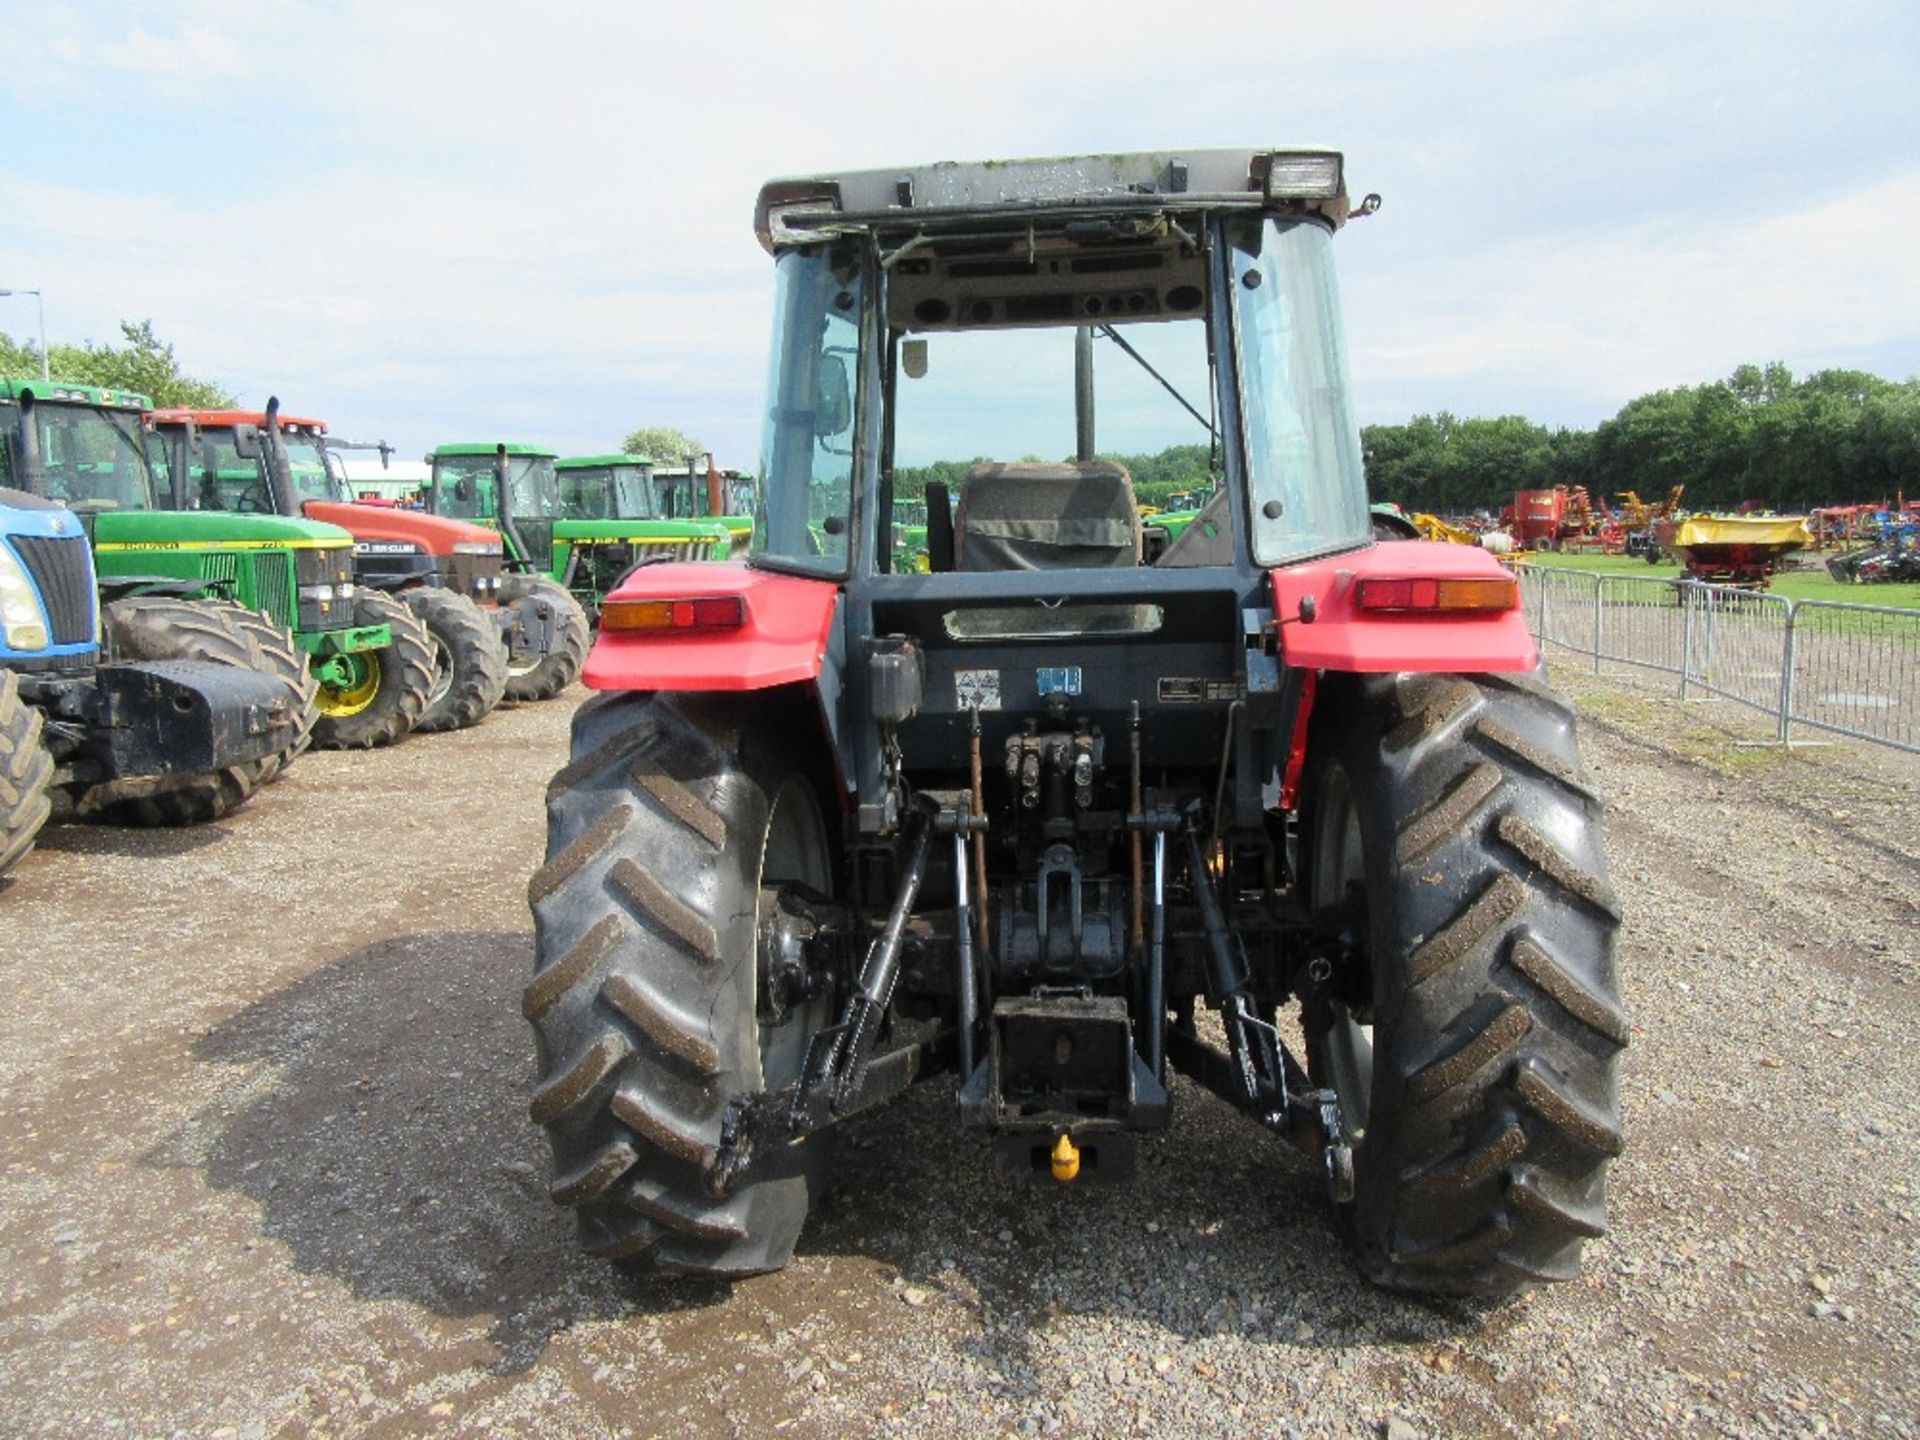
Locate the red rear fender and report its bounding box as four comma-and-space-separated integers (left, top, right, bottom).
1270, 542, 1537, 673
583, 563, 841, 692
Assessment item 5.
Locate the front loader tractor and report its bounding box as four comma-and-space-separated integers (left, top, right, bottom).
525, 150, 1625, 1297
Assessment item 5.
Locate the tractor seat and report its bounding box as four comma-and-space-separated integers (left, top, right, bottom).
954, 461, 1142, 572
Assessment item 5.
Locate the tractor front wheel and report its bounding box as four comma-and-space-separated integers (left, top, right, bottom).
403, 588, 508, 733
310, 591, 435, 750
1299, 670, 1626, 1297
526, 692, 836, 1276
500, 575, 590, 703
0, 670, 55, 881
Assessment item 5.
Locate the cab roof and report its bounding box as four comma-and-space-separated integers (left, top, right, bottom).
754, 147, 1351, 252
147, 408, 327, 432
555, 454, 650, 470
430, 442, 556, 460
0, 377, 151, 410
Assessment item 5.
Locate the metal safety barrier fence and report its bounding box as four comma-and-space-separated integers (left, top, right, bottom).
1519, 567, 1918, 754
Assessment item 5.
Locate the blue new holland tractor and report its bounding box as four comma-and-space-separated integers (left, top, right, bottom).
1, 487, 297, 883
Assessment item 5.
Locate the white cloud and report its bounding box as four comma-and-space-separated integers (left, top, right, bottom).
2, 0, 1916, 459
1346, 171, 1920, 422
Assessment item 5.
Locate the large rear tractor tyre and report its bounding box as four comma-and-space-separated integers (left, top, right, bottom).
198, 601, 319, 783
1299, 670, 1626, 1298
526, 692, 836, 1276
402, 588, 508, 733
96, 597, 270, 826
310, 591, 435, 750
0, 670, 55, 882
501, 575, 590, 703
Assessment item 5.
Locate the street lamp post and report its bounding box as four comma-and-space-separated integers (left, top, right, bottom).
0, 287, 50, 381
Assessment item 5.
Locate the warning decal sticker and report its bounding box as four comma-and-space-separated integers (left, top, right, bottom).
956, 669, 1002, 711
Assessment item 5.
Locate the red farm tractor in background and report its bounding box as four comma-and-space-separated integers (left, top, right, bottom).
523, 149, 1625, 1298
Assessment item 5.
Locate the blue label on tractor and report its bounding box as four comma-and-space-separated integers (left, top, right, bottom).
1036, 666, 1082, 697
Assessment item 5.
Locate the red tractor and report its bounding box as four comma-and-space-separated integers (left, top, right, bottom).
524, 150, 1624, 1297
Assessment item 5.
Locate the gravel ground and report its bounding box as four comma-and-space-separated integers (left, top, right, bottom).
0, 673, 1914, 1439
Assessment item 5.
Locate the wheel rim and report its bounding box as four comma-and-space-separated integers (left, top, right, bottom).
1309, 763, 1374, 1143
317, 653, 381, 717
427, 633, 455, 707
756, 776, 832, 1090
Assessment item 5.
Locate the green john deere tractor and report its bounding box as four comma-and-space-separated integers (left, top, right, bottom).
421, 444, 588, 696
550, 453, 734, 613
0, 381, 432, 752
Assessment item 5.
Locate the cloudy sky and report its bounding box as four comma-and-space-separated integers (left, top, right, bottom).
1, 1, 1914, 465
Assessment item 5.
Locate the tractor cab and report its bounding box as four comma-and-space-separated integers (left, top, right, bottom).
1, 379, 163, 519
144, 407, 342, 513
742, 153, 1372, 599
554, 454, 657, 521
425, 443, 559, 567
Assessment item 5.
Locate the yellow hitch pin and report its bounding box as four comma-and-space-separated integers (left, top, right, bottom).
1050, 1132, 1081, 1183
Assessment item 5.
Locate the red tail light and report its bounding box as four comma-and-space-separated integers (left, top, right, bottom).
600, 596, 746, 633
1356, 576, 1517, 613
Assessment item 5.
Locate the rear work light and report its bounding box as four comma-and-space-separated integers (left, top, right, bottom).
1264, 151, 1344, 200
600, 596, 746, 634
1356, 576, 1518, 613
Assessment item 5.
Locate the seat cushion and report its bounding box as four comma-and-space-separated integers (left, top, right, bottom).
955, 461, 1141, 571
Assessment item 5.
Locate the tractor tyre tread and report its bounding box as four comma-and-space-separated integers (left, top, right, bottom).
195, 600, 318, 782
402, 588, 508, 733
0, 670, 55, 881
310, 590, 435, 750
526, 691, 823, 1278
1304, 670, 1624, 1298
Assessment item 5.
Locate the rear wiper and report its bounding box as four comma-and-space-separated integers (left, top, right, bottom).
1096, 323, 1216, 440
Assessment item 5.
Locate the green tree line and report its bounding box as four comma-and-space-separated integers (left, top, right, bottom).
1, 320, 234, 407
1365, 364, 1920, 516
895, 363, 1920, 517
